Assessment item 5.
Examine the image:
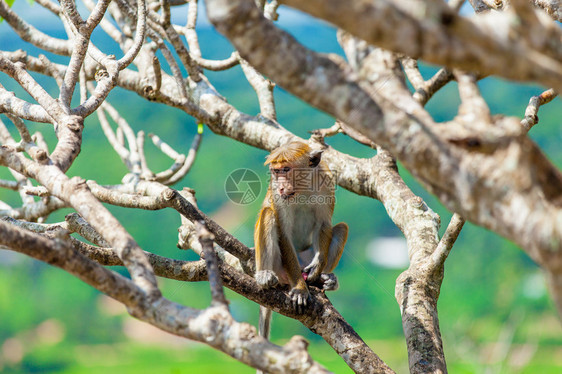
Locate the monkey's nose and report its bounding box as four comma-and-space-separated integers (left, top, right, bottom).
280, 191, 295, 199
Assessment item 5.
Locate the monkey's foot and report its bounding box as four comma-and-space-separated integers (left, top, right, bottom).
320, 273, 339, 291
255, 270, 279, 289
289, 287, 309, 314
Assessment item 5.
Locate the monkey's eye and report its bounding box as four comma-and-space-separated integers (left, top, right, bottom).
283, 167, 291, 173
273, 169, 280, 174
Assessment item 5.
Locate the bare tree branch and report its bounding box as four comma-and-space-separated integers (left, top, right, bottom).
1, 0, 560, 372
279, 0, 562, 92
521, 88, 558, 131
0, 0, 72, 55
205, 1, 562, 313
532, 0, 562, 21
0, 147, 161, 299
430, 213, 466, 270
0, 219, 330, 373
196, 221, 228, 306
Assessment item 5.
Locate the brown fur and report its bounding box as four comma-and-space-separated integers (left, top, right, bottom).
254, 141, 348, 343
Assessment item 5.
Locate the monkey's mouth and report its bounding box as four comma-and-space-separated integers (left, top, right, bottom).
281, 192, 296, 199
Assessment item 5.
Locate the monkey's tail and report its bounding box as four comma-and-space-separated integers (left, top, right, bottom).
259, 305, 272, 339
257, 306, 272, 374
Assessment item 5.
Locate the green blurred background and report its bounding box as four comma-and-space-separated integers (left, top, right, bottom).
0, 2, 561, 373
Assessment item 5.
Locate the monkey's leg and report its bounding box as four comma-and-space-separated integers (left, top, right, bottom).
325, 222, 348, 272
306, 222, 348, 291
303, 223, 332, 283
255, 208, 278, 365
254, 207, 282, 288
322, 222, 348, 291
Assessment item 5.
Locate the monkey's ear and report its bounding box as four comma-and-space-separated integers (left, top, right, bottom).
309, 149, 323, 167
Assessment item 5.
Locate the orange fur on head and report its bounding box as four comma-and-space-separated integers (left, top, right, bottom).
265, 141, 311, 167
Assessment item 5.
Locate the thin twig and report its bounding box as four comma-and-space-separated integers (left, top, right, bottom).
239, 58, 276, 120
136, 131, 155, 179
413, 68, 454, 106
163, 132, 202, 185
0, 179, 18, 190
521, 89, 557, 131
429, 213, 466, 269
196, 221, 228, 306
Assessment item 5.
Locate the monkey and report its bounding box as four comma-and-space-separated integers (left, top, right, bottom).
254, 140, 348, 340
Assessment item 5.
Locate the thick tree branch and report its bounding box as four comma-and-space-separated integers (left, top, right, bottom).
59, 0, 112, 108
342, 40, 451, 372
1, 1, 559, 372
83, 180, 254, 266
0, 147, 161, 299
0, 0, 72, 55
204, 0, 562, 317
532, 0, 562, 21
66, 224, 393, 373
279, 0, 562, 93
0, 220, 330, 373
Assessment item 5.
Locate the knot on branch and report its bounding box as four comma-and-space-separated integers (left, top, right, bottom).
284, 335, 309, 351
1, 144, 16, 153
31, 148, 49, 164
65, 115, 84, 133
235, 321, 257, 341
280, 335, 316, 371
95, 68, 109, 81
69, 176, 89, 191
142, 85, 157, 100
411, 196, 424, 209
14, 61, 26, 70
11, 49, 28, 63
163, 188, 177, 201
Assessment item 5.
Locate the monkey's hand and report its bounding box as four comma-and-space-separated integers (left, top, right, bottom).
255, 270, 279, 289
303, 260, 322, 283
320, 273, 339, 291
289, 287, 310, 314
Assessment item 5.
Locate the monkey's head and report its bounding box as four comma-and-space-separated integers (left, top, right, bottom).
265, 141, 324, 200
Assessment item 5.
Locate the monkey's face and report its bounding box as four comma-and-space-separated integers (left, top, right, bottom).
270, 164, 296, 199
